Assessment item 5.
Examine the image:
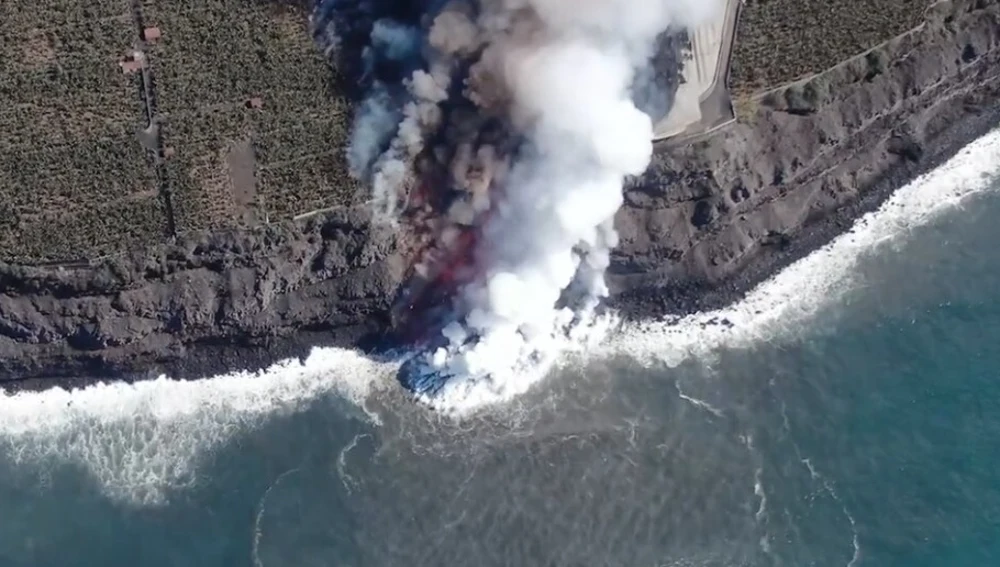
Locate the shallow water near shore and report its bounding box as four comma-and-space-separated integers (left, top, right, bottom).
2, 130, 1000, 566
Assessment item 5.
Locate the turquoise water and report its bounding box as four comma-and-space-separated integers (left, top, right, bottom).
1, 136, 1000, 565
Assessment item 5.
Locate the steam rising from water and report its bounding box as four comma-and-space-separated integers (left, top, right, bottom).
2, 129, 997, 505
315, 0, 721, 405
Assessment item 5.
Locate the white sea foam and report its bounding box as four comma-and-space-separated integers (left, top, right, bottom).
0, 348, 396, 506
414, 312, 619, 415
603, 127, 1000, 368
430, 126, 1000, 412
1, 129, 998, 504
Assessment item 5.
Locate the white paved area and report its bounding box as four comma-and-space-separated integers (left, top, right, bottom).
653, 0, 739, 140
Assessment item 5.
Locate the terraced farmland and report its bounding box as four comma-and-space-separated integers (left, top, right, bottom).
730, 0, 931, 94
0, 0, 165, 263
1, 0, 362, 264
143, 0, 361, 233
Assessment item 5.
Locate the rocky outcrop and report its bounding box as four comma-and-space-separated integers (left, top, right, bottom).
610, 0, 1000, 316
1, 0, 999, 389
0, 208, 405, 387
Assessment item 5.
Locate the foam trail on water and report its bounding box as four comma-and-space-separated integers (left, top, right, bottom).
413, 118, 1000, 414
604, 127, 1000, 367
1, 130, 997, 503
0, 349, 397, 506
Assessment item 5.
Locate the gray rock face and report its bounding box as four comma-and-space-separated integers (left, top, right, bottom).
1, 0, 999, 388
0, 208, 406, 387
610, 0, 1000, 315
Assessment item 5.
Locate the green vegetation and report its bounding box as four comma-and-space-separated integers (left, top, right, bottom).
6, 198, 169, 264
164, 140, 249, 231
2, 0, 363, 264
730, 0, 929, 94
0, 0, 125, 31
0, 16, 133, 67
0, 3, 167, 263
254, 112, 352, 165
259, 153, 363, 221
733, 93, 759, 124
145, 0, 360, 233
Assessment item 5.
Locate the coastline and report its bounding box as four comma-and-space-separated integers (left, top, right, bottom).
2, 0, 999, 394
610, 0, 1000, 318
6, 109, 1000, 395
611, 94, 1000, 321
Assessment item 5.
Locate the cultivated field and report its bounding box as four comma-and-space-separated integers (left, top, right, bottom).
1, 0, 362, 264
730, 0, 931, 94
0, 1, 166, 263
143, 0, 361, 232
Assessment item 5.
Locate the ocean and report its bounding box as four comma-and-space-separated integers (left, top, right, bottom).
2, 128, 1000, 566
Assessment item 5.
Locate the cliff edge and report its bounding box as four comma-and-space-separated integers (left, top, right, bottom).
1, 0, 999, 389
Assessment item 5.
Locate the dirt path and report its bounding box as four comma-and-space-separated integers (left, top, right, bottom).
129, 0, 177, 238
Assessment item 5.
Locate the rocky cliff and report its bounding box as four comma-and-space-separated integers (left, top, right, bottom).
0, 209, 404, 387
1, 0, 998, 388
611, 0, 1000, 315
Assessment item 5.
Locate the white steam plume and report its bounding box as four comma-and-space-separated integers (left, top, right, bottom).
314, 0, 722, 408
416, 0, 723, 406
369, 67, 450, 220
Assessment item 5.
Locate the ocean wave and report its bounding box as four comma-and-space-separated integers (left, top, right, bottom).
603, 127, 1000, 368
1, 128, 998, 505
0, 349, 396, 506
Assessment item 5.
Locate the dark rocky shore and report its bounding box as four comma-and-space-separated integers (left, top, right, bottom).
611, 0, 1000, 317
2, 0, 999, 392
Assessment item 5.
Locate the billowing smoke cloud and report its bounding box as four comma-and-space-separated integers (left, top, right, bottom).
313, 0, 721, 408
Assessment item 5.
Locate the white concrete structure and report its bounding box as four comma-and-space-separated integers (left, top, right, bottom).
653, 0, 739, 140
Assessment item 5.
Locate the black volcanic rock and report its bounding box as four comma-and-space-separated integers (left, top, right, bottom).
0, 208, 406, 386
1, 0, 999, 390
608, 0, 1000, 319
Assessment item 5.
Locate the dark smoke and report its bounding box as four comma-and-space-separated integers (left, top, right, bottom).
311, 0, 719, 410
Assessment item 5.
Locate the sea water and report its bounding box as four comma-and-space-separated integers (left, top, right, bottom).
1, 129, 1000, 566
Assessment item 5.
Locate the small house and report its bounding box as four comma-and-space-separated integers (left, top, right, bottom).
143, 27, 162, 42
